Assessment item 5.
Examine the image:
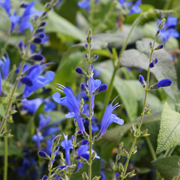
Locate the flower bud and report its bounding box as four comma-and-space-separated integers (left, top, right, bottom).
75, 68, 87, 76
92, 84, 107, 95
84, 54, 88, 60
139, 75, 146, 88
154, 44, 164, 50
37, 32, 46, 39
33, 37, 42, 44
149, 62, 154, 68
153, 58, 158, 64
81, 83, 89, 94
82, 172, 88, 180
38, 151, 50, 159
42, 175, 48, 180
30, 54, 44, 61
18, 41, 24, 53
158, 18, 166, 29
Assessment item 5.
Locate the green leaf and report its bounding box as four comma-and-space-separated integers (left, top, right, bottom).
102, 112, 161, 144
54, 52, 84, 87
47, 111, 65, 125
96, 64, 138, 121
0, 104, 5, 117
0, 141, 22, 157
120, 38, 178, 102
156, 103, 180, 154
152, 156, 180, 180
45, 10, 86, 41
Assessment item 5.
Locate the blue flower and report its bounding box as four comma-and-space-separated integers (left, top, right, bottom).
158, 16, 179, 43
77, 0, 99, 11
22, 98, 56, 114
61, 134, 73, 165
0, 0, 11, 16
98, 98, 124, 138
0, 54, 10, 80
21, 64, 55, 98
9, 11, 20, 32
52, 85, 85, 134
81, 74, 107, 110
100, 170, 107, 180
156, 79, 172, 88
118, 0, 141, 15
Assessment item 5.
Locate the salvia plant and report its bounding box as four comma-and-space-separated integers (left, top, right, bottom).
0, 0, 180, 180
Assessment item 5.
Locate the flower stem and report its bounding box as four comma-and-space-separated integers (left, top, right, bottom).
0, 28, 36, 135
89, 0, 95, 29
88, 62, 93, 180
145, 136, 157, 160
3, 123, 8, 180
121, 35, 157, 180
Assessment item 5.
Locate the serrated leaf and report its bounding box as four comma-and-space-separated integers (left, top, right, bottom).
120, 38, 178, 102
102, 112, 161, 144
152, 156, 180, 180
156, 103, 180, 154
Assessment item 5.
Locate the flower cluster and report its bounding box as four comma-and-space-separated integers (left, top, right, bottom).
157, 16, 179, 43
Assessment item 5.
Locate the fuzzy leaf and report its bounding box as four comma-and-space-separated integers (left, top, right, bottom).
156, 103, 180, 154
152, 156, 180, 180
120, 38, 178, 102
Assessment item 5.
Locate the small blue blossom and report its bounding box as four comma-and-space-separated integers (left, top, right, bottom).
118, 0, 141, 15
61, 134, 73, 165
52, 85, 85, 133
156, 79, 172, 88
158, 16, 179, 43
98, 98, 124, 138
100, 170, 107, 180
77, 0, 99, 11
0, 54, 10, 80
21, 64, 55, 98
0, 0, 11, 16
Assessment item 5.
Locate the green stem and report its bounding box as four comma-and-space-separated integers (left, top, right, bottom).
121, 34, 157, 180
164, 146, 176, 157
48, 160, 53, 178
88, 62, 93, 180
0, 28, 36, 135
3, 123, 8, 180
145, 136, 157, 160
89, 0, 95, 29
101, 68, 117, 119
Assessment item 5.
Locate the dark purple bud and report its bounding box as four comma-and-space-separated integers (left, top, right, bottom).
36, 28, 44, 33
41, 11, 48, 19
139, 75, 146, 87
42, 175, 48, 180
81, 83, 86, 91
45, 2, 51, 8
154, 44, 164, 50
153, 58, 158, 64
84, 54, 88, 59
149, 42, 153, 49
37, 32, 46, 39
39, 21, 47, 27
75, 68, 87, 75
156, 79, 172, 88
20, 76, 33, 86
98, 84, 107, 93
156, 30, 160, 35
55, 146, 59, 151
58, 166, 66, 170
20, 3, 28, 8
84, 43, 88, 49
38, 151, 47, 158
18, 41, 24, 52
33, 37, 42, 44
149, 62, 154, 68
93, 54, 98, 60
31, 54, 44, 61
